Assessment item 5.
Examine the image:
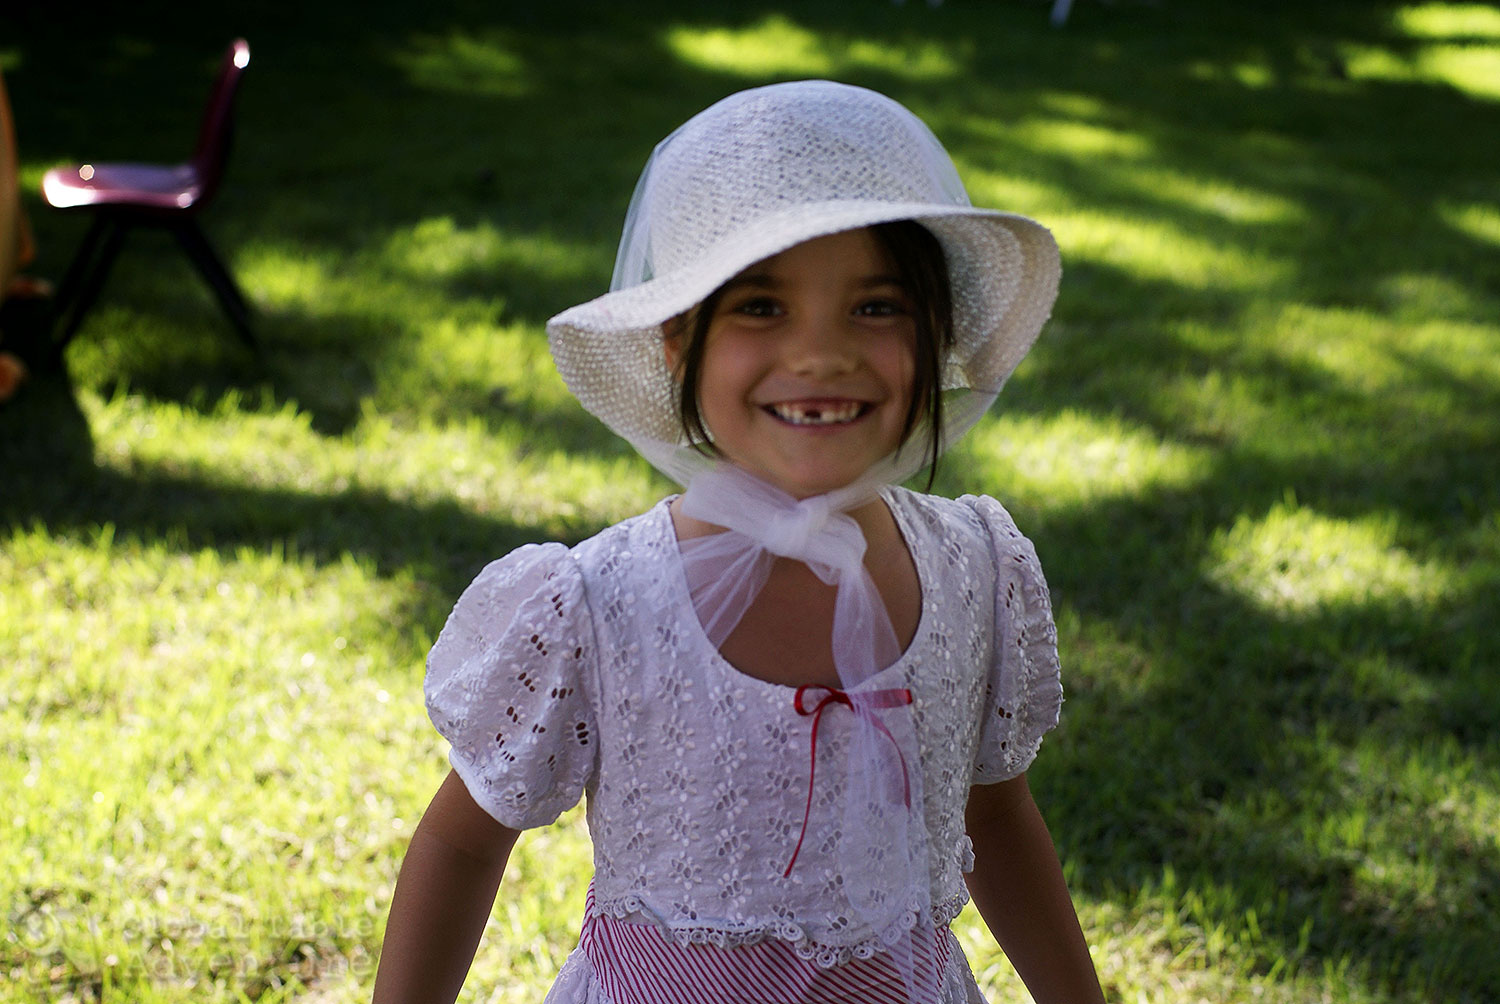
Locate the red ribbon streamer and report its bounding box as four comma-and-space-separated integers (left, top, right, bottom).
783, 684, 914, 878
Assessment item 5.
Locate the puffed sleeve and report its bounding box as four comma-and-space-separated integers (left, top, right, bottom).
425, 542, 599, 829
960, 495, 1064, 783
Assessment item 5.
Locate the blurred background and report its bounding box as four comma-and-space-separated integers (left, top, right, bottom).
2, 2, 1497, 1002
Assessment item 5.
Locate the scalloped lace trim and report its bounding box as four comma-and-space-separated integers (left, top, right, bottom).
587, 891, 971, 968
957, 834, 976, 873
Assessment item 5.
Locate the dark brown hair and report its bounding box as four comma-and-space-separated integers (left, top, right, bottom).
669, 221, 955, 487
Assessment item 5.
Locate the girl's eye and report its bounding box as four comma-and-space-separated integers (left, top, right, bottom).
856, 298, 908, 318
731, 297, 781, 318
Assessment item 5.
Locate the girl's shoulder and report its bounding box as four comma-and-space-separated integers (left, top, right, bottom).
884, 486, 1030, 553
568, 495, 677, 576
440, 498, 676, 625
428, 540, 590, 675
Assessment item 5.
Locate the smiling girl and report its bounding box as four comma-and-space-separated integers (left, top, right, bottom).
373, 81, 1106, 1004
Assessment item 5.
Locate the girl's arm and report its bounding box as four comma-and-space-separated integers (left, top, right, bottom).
373, 769, 521, 1004
964, 773, 1106, 1004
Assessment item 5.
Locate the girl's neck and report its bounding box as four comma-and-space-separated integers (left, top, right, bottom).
667, 478, 920, 688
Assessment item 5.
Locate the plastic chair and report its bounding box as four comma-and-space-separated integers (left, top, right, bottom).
41, 39, 255, 353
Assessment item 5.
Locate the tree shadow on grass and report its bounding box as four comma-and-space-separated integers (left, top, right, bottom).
993, 374, 1500, 997
0, 352, 95, 492
0, 361, 614, 586
1035, 488, 1500, 997
19, 0, 1495, 439
1, 426, 613, 657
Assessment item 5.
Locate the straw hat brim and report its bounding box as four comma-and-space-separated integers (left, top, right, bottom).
546, 200, 1060, 455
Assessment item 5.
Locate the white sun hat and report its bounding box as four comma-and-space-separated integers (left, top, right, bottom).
546, 79, 1061, 487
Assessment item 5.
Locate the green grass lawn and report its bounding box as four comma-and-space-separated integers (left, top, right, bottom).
3, 1, 1498, 1002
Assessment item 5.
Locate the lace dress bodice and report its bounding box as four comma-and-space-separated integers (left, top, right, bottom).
425, 488, 1063, 998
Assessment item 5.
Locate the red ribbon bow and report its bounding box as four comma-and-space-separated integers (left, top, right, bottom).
783, 683, 914, 877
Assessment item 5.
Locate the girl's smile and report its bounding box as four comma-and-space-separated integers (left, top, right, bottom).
668, 228, 918, 498
763, 399, 869, 426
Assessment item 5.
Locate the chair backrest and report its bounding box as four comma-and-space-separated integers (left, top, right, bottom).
189, 39, 250, 208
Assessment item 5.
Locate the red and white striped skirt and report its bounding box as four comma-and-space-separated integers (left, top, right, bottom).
576, 890, 961, 1004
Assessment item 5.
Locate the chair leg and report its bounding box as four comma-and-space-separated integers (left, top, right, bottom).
48, 214, 111, 341
171, 220, 256, 349
52, 217, 129, 353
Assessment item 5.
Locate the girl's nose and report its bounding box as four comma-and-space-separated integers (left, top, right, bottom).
784, 312, 857, 377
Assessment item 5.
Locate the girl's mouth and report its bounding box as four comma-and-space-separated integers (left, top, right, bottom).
765, 400, 870, 426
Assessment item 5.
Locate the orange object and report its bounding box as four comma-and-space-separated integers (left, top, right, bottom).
0, 350, 27, 401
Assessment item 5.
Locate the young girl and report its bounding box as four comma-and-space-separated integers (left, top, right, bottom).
374, 81, 1106, 1004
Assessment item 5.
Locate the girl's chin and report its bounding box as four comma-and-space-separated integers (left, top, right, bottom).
728, 460, 881, 499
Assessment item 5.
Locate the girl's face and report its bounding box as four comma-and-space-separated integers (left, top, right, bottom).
667, 228, 918, 499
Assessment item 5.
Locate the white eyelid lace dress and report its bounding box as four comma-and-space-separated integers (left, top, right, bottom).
424, 488, 1064, 1004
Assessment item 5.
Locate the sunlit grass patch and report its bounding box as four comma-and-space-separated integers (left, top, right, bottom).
1395, 2, 1500, 40
1263, 304, 1429, 390
380, 217, 608, 288
1333, 741, 1500, 920
1410, 44, 1500, 100
1195, 727, 1500, 995
388, 30, 530, 98
1010, 119, 1154, 160
1, 527, 432, 1004
373, 314, 571, 419
1032, 91, 1111, 120
1110, 167, 1308, 227
957, 410, 1210, 511
960, 165, 1072, 218
235, 223, 614, 435
1115, 302, 1499, 472
238, 243, 433, 327
81, 389, 657, 535
1205, 503, 1451, 615
961, 110, 1306, 249
241, 222, 608, 323
1437, 198, 1500, 248
1051, 212, 1291, 290
1255, 304, 1500, 415
241, 247, 337, 313
1184, 57, 1278, 90
1343, 9, 1500, 101
959, 881, 1402, 1004
1373, 272, 1492, 320
664, 14, 963, 80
